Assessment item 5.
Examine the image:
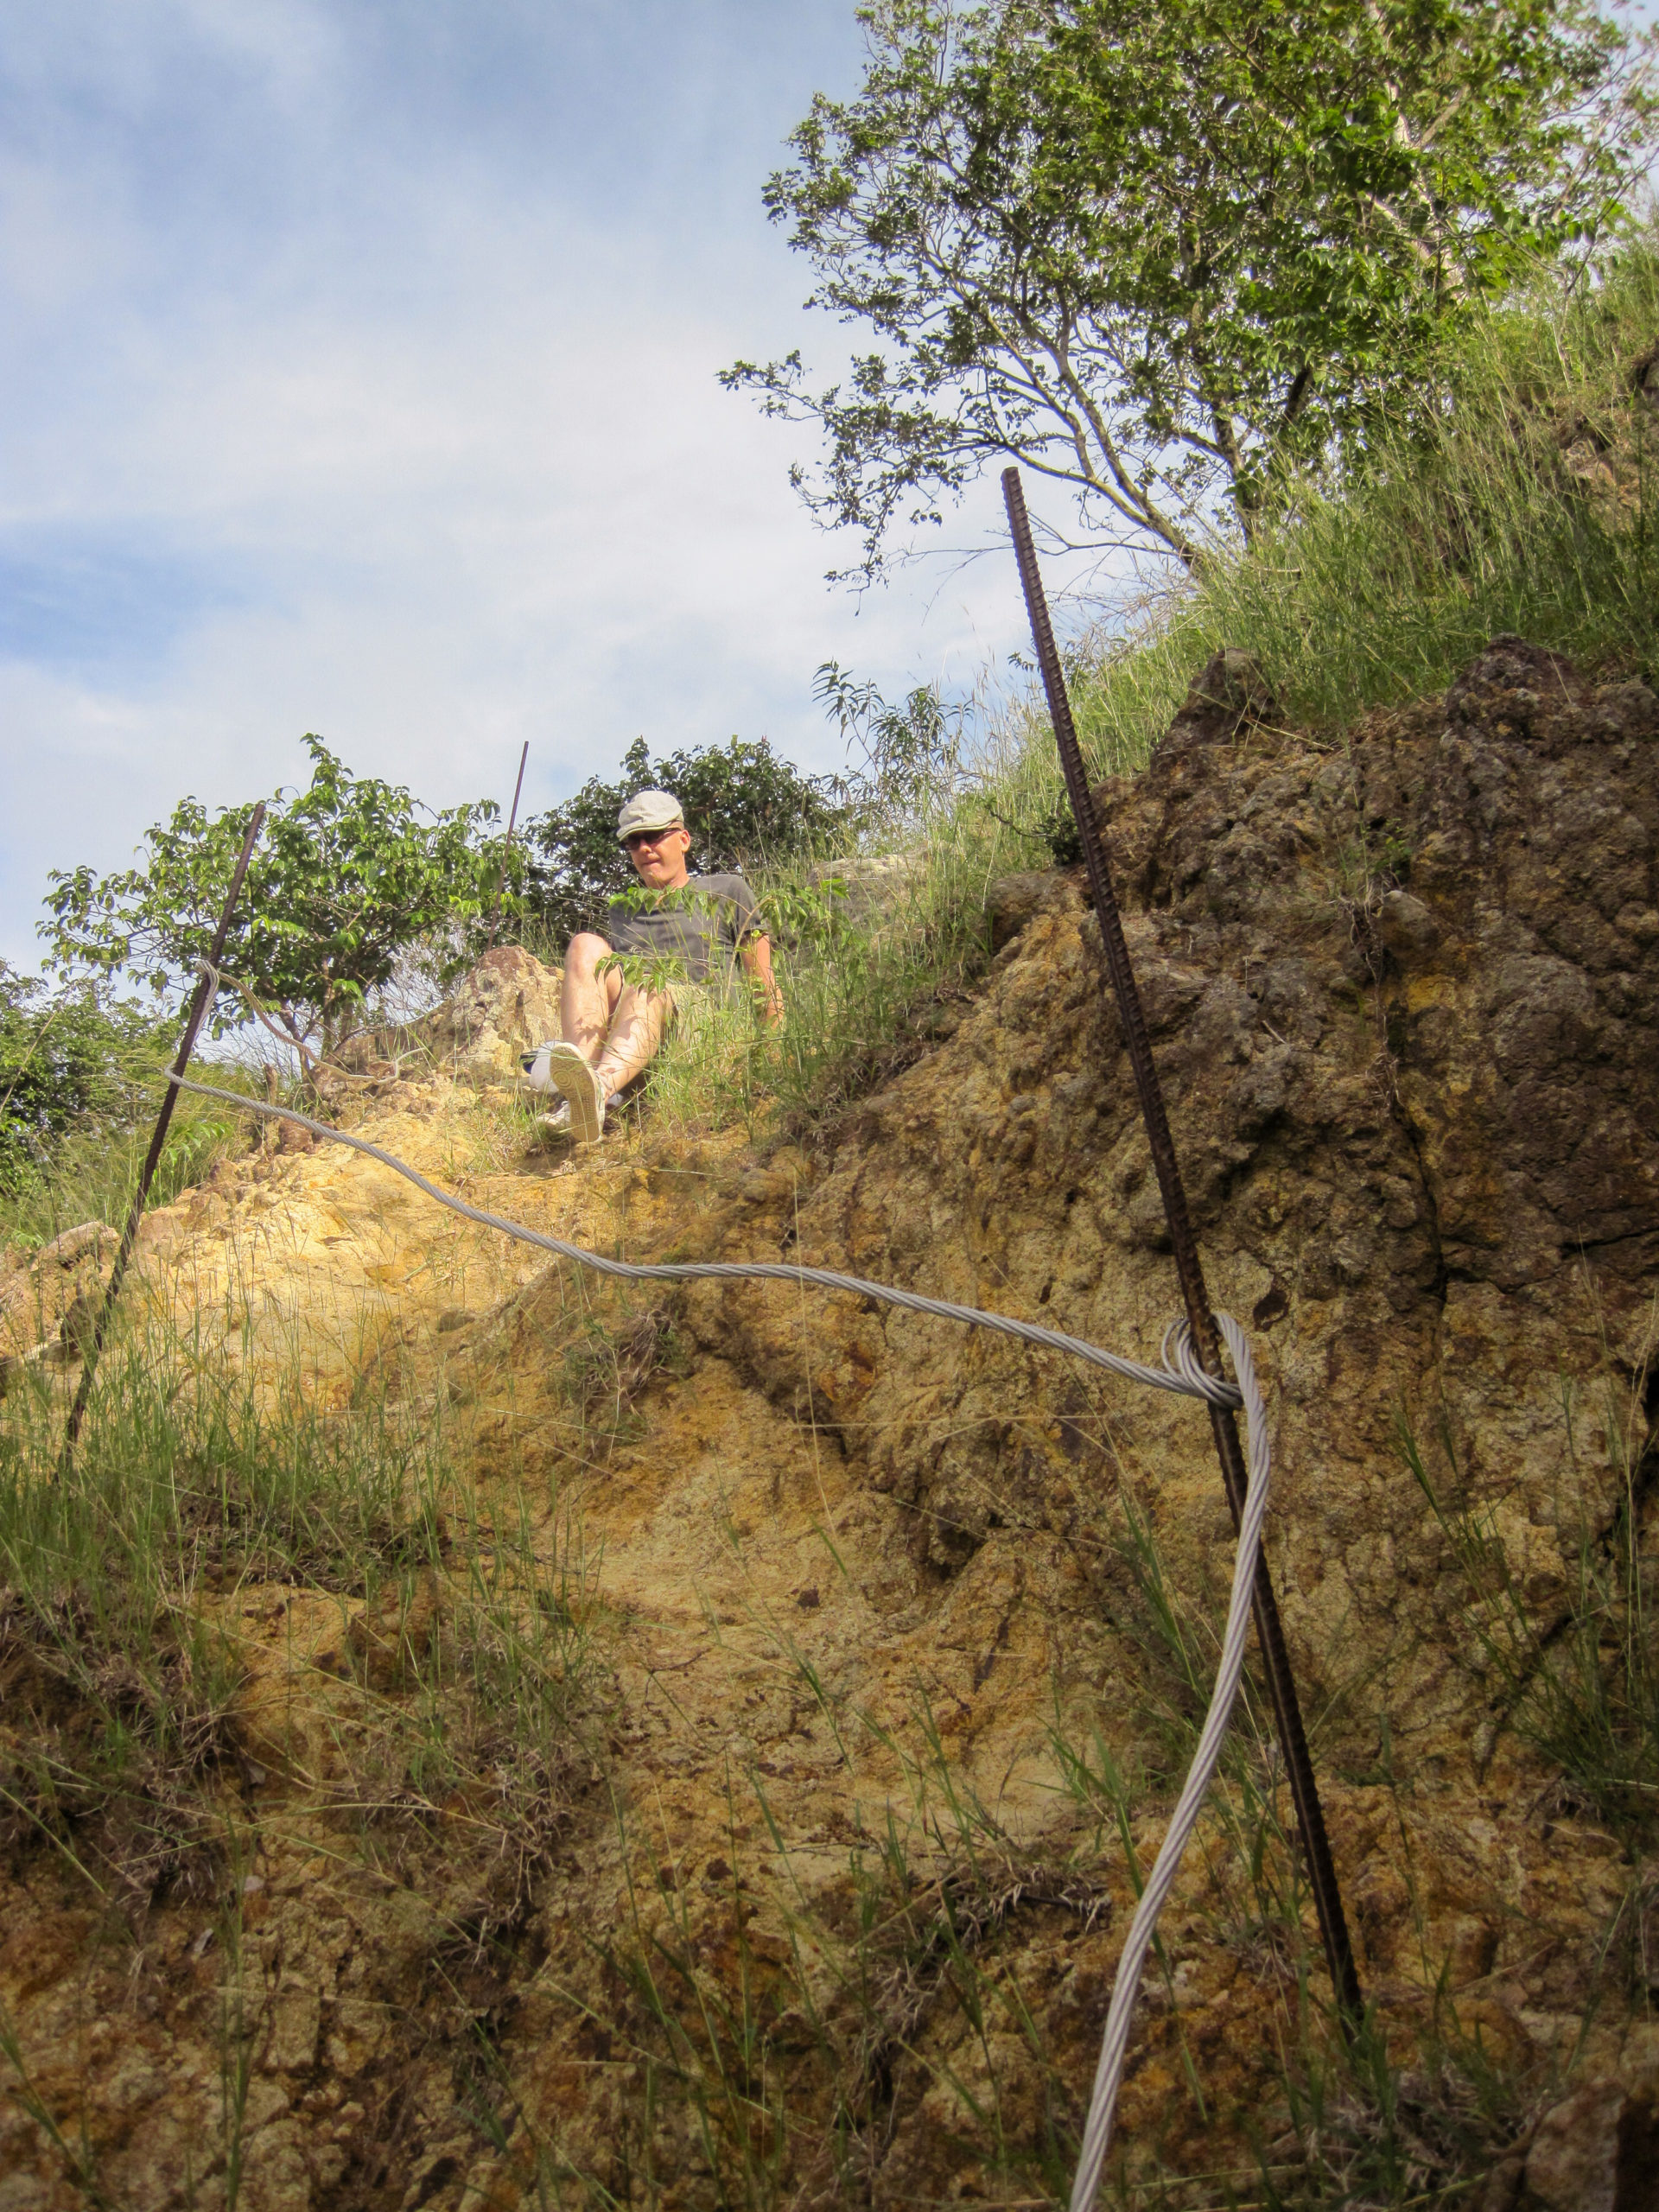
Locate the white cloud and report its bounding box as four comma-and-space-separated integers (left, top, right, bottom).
0, 2, 1103, 976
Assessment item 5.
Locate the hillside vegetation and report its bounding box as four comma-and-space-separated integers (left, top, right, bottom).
645, 246, 1659, 1144
2, 239, 1658, 2212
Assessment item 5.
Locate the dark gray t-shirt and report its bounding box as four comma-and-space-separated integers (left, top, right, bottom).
607, 872, 762, 984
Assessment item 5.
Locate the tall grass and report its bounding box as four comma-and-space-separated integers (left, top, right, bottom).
0, 1281, 615, 2202
610, 243, 1659, 1147
635, 855, 994, 1143
1062, 242, 1659, 785
1398, 1343, 1659, 1849
0, 1308, 442, 1900
0, 1288, 608, 1931
0, 1059, 263, 1259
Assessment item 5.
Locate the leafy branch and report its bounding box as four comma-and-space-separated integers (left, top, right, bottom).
725, 0, 1656, 578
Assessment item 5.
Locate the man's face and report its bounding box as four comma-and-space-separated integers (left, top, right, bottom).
625, 823, 692, 889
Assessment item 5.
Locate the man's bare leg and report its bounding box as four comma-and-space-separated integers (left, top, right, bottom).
561, 933, 622, 1065
550, 932, 671, 1133
593, 984, 670, 1096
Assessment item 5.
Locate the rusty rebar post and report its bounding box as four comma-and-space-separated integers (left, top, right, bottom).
60, 803, 266, 1465
1001, 468, 1363, 2031
485, 741, 530, 950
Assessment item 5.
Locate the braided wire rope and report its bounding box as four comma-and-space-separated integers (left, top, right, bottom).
168, 1077, 1243, 1410
1068, 1310, 1270, 2207
163, 1070, 1270, 2201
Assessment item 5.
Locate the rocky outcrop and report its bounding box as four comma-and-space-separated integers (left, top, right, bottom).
1519, 2067, 1659, 2211
702, 637, 1656, 1635
418, 944, 563, 1081
0, 1217, 118, 1369
334, 944, 565, 1084
807, 849, 926, 934
663, 635, 1659, 2183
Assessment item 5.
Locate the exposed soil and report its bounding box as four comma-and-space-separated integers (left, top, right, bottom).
3, 639, 1658, 2209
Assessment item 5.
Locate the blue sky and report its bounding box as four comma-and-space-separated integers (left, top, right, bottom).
6, 2, 1654, 983
0, 0, 1037, 973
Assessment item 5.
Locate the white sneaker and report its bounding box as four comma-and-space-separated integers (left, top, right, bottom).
520, 1044, 561, 1092
533, 1043, 607, 1143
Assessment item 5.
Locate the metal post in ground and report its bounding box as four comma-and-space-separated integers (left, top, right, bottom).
60, 803, 267, 1465
1001, 467, 1363, 2031
485, 741, 530, 950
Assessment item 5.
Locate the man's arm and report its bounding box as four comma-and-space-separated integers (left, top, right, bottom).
738, 933, 785, 1027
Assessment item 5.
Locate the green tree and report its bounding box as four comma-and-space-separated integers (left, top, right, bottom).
725, 0, 1655, 575
42, 739, 516, 1059
525, 734, 852, 945
0, 967, 174, 1196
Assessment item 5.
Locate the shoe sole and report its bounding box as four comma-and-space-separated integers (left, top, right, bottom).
541, 1045, 605, 1143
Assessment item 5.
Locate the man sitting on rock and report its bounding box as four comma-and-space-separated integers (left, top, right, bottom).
524, 788, 784, 1142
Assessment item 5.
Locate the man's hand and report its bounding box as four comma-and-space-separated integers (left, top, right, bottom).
740, 933, 785, 1027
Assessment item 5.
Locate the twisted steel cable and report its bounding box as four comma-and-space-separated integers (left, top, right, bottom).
1067, 1310, 1271, 2207
168, 1077, 1243, 1410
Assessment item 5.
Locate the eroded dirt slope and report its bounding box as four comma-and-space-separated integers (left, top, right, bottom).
3, 639, 1658, 2210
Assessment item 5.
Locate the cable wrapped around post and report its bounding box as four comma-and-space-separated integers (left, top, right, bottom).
1001, 466, 1363, 2041
1069, 1312, 1271, 2208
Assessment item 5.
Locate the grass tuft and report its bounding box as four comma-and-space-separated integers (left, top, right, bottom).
1398, 1335, 1659, 1853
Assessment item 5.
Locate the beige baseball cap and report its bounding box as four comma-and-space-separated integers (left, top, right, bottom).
616, 789, 685, 844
